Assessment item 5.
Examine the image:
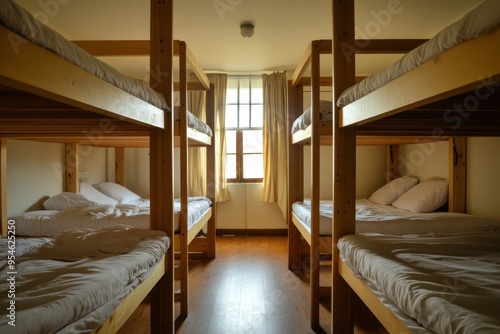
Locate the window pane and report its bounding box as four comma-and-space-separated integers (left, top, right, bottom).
251, 77, 263, 103
226, 130, 236, 154
243, 130, 262, 153
226, 154, 237, 179
225, 104, 238, 128
239, 78, 250, 104
226, 77, 238, 104
251, 105, 263, 128
239, 104, 250, 128
243, 154, 263, 179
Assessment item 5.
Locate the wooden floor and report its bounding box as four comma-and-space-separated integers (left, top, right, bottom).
118, 235, 385, 334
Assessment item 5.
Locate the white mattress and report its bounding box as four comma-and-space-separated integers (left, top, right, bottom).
0, 0, 167, 109
292, 198, 500, 236
338, 231, 500, 333
0, 225, 170, 333
290, 100, 333, 135
11, 197, 212, 237
337, 0, 500, 107
0, 1, 213, 137
174, 106, 213, 137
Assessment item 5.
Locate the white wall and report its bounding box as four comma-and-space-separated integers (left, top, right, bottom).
123, 147, 151, 199
79, 145, 108, 184
467, 137, 500, 221
7, 138, 499, 225
302, 145, 387, 200
399, 141, 448, 181
119, 147, 181, 199
6, 141, 107, 216
356, 146, 387, 199
7, 140, 64, 216
216, 183, 286, 230
399, 139, 500, 222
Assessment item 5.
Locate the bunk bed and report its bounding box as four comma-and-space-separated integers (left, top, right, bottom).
0, 0, 175, 332
2, 6, 215, 316
287, 39, 334, 331
330, 0, 500, 332
171, 41, 216, 318
286, 40, 481, 331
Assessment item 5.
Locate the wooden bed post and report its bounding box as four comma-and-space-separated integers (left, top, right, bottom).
287, 80, 303, 270
150, 0, 175, 332
65, 143, 79, 193
0, 138, 6, 237
387, 145, 400, 181
309, 40, 322, 331
206, 83, 216, 259
449, 137, 466, 213
114, 147, 126, 186
178, 40, 189, 318
332, 0, 356, 332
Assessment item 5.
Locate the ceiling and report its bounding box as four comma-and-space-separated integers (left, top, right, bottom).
16, 0, 483, 81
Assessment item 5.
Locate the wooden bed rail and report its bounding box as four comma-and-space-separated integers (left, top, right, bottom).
73, 39, 211, 91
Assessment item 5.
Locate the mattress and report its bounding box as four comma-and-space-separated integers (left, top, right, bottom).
0, 225, 170, 333
174, 106, 213, 137
0, 0, 214, 136
337, 0, 500, 107
291, 198, 500, 236
290, 100, 333, 135
0, 0, 168, 110
338, 231, 500, 333
11, 197, 212, 237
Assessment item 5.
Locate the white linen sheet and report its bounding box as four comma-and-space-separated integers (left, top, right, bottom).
292, 199, 500, 236
175, 107, 214, 137
11, 197, 212, 237
338, 231, 500, 334
290, 100, 333, 135
0, 0, 213, 137
0, 0, 167, 110
0, 225, 170, 333
336, 0, 500, 107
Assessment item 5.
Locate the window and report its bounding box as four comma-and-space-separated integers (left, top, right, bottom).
225, 76, 263, 183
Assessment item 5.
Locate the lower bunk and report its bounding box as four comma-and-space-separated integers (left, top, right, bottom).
0, 224, 170, 333
8, 181, 215, 322
337, 231, 500, 333
288, 175, 500, 330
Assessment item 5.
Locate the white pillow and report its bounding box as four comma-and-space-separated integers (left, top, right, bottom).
93, 182, 142, 204
392, 178, 449, 213
43, 192, 98, 211
79, 181, 118, 206
368, 176, 419, 205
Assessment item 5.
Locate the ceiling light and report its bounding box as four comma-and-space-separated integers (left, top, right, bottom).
240, 23, 254, 38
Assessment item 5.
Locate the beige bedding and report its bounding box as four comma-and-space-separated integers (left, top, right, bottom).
338, 231, 500, 333
337, 0, 500, 107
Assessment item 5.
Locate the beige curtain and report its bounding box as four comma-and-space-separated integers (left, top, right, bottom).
208, 73, 229, 202
187, 73, 207, 196
261, 72, 288, 216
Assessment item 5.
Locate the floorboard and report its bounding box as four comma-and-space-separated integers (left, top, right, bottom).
118, 235, 385, 334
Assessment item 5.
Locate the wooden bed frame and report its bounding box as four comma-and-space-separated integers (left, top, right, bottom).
174, 40, 216, 319
0, 0, 175, 332
2, 32, 216, 321
287, 40, 333, 331
286, 39, 467, 331
330, 1, 500, 332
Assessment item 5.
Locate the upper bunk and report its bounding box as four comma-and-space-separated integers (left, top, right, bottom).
1, 0, 175, 331
71, 39, 214, 148
288, 40, 452, 146
337, 0, 500, 135
0, 1, 166, 144
330, 1, 500, 332
288, 40, 333, 145
0, 1, 213, 148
